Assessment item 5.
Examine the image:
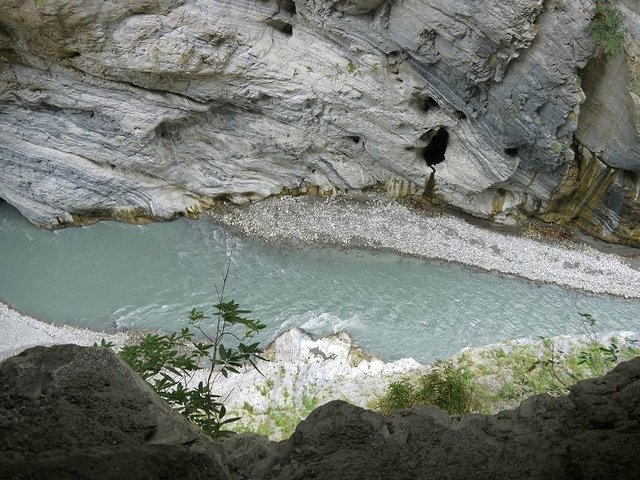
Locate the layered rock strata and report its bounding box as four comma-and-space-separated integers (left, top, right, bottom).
2, 344, 640, 479
0, 0, 639, 243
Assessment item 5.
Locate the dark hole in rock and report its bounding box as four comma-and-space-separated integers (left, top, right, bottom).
346, 135, 360, 144
455, 110, 467, 120
405, 146, 415, 151
421, 97, 439, 112
395, 77, 404, 83
280, 0, 296, 15
423, 128, 449, 167
504, 147, 519, 157
63, 51, 81, 59
267, 19, 293, 36
155, 124, 169, 139
410, 93, 439, 113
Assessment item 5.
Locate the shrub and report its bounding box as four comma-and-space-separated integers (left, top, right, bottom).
417, 362, 478, 414
375, 362, 479, 416
112, 264, 267, 438
591, 1, 626, 59
526, 313, 635, 396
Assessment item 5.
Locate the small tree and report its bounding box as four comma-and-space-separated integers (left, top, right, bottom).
117, 264, 266, 437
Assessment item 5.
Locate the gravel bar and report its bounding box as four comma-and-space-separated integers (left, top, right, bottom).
212, 193, 640, 298
0, 303, 127, 361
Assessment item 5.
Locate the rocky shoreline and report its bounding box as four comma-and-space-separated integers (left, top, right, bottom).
3, 300, 638, 441
212, 193, 640, 298
0, 303, 128, 361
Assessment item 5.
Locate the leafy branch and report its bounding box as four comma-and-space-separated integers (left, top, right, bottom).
115, 258, 267, 438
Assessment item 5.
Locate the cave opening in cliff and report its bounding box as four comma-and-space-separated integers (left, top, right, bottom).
418, 96, 438, 111
504, 147, 519, 157
267, 19, 293, 36
423, 128, 449, 169
280, 0, 296, 15
410, 93, 439, 113
455, 110, 467, 120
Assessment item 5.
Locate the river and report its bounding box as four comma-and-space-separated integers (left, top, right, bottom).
1, 200, 640, 363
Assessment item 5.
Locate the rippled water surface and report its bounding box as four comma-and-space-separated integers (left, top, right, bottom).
1, 202, 640, 362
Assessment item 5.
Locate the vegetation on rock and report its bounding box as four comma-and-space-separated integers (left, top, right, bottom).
374, 361, 479, 416
375, 315, 640, 416
105, 269, 266, 438
591, 1, 626, 59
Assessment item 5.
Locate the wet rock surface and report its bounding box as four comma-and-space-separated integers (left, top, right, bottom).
2, 344, 640, 479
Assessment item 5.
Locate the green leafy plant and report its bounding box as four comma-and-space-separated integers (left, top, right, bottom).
346, 59, 358, 76
375, 361, 479, 416
117, 265, 267, 438
574, 312, 620, 374
526, 313, 627, 395
591, 1, 626, 59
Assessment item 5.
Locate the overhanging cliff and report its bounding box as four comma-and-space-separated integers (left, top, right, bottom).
0, 0, 639, 243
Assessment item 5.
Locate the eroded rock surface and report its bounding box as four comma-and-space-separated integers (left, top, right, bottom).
0, 344, 231, 480
0, 0, 638, 243
2, 344, 640, 479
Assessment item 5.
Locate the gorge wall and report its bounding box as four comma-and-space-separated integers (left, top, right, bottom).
1, 0, 639, 244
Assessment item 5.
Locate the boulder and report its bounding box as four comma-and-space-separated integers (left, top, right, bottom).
0, 344, 230, 480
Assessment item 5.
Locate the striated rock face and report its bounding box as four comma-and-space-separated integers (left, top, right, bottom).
0, 0, 639, 242
2, 344, 640, 479
541, 0, 640, 244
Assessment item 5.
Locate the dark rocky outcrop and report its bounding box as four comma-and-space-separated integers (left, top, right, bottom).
2, 344, 640, 479
0, 344, 230, 480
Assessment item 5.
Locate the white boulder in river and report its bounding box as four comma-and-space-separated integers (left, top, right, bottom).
0, 0, 639, 244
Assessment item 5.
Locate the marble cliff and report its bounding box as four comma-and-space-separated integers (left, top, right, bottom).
1, 0, 639, 243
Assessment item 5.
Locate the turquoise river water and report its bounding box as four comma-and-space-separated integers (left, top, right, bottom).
1, 202, 640, 363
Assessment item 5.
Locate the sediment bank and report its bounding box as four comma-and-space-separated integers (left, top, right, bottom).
213, 193, 640, 298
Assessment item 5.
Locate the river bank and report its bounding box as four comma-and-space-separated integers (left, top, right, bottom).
2, 300, 639, 440
0, 302, 128, 361
212, 193, 640, 298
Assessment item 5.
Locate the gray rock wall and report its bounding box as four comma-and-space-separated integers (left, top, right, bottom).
0, 0, 639, 242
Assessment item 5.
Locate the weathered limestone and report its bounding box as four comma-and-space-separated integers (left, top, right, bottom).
546, 0, 640, 244
0, 344, 231, 479
0, 0, 639, 243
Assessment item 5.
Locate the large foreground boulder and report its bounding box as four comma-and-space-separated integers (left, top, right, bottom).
1, 344, 639, 479
0, 344, 231, 479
